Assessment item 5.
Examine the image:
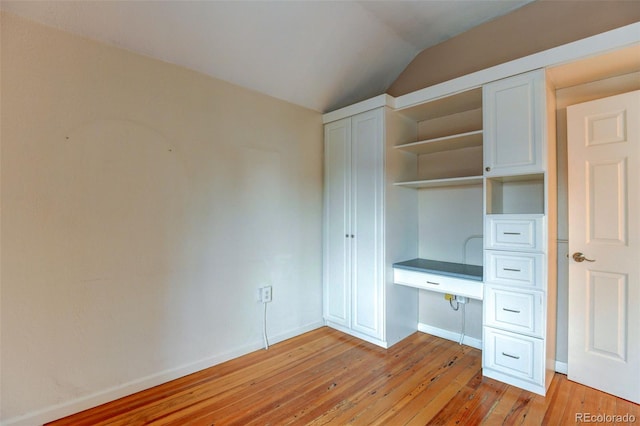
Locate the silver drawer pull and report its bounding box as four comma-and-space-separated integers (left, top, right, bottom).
503, 268, 521, 272
426, 281, 440, 286
503, 232, 521, 235
502, 308, 521, 313
502, 352, 520, 360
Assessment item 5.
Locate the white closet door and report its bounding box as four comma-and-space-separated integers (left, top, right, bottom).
351, 109, 384, 339
323, 118, 351, 327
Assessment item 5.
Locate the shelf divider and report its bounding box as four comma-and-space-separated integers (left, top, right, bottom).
395, 130, 482, 155
394, 175, 483, 189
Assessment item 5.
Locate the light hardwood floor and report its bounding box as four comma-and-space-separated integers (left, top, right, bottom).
47, 327, 639, 425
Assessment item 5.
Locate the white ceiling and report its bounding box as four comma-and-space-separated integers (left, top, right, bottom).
1, 0, 534, 112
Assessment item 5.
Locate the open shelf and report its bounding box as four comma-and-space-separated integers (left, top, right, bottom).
395, 130, 483, 155
397, 87, 483, 122
394, 175, 483, 189
486, 173, 545, 214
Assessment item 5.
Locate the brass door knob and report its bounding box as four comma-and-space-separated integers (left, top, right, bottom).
573, 252, 595, 262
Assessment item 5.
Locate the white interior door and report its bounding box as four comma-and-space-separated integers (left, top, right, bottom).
567, 90, 640, 403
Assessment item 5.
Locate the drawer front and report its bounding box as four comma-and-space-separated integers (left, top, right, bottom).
484, 286, 544, 336
485, 215, 544, 252
483, 327, 544, 384
393, 268, 483, 300
485, 251, 544, 289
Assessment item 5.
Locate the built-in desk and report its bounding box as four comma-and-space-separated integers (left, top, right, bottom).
393, 258, 483, 300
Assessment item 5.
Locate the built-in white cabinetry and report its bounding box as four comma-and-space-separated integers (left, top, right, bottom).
323, 110, 383, 340
483, 328, 545, 386
482, 69, 557, 396
485, 214, 545, 252
323, 29, 637, 399
390, 88, 484, 303
484, 251, 545, 289
323, 105, 417, 348
394, 266, 483, 300
323, 70, 556, 396
485, 286, 544, 337
394, 87, 484, 189
483, 70, 546, 176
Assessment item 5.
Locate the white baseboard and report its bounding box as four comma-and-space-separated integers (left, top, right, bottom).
417, 322, 482, 350
1, 321, 324, 426
417, 324, 568, 375
417, 323, 569, 375
555, 361, 568, 374
324, 321, 389, 348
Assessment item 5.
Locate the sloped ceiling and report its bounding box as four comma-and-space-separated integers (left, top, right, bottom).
0, 0, 533, 112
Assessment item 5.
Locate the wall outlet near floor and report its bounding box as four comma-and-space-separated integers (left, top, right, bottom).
259, 286, 273, 303
455, 295, 468, 304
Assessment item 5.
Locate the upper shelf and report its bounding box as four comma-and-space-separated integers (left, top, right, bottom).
394, 176, 483, 189
395, 130, 483, 155
396, 87, 483, 122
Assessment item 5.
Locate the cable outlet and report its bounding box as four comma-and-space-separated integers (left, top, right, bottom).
455, 295, 469, 304
444, 293, 454, 301
259, 286, 272, 303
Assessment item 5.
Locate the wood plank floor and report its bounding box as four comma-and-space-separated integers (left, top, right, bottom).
47, 327, 639, 425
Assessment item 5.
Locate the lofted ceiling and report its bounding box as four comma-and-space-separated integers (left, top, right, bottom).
1, 0, 534, 112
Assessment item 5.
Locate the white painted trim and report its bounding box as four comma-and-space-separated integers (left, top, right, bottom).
483, 367, 546, 396
417, 322, 482, 350
1, 321, 324, 426
322, 94, 394, 124
395, 22, 640, 110
325, 321, 389, 349
555, 361, 568, 375
434, 338, 569, 375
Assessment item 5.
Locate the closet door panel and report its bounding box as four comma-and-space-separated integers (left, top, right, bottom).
351, 109, 384, 338
323, 119, 351, 326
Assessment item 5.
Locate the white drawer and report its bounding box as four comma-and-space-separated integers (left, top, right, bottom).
484, 251, 545, 289
393, 268, 483, 300
484, 286, 544, 337
483, 327, 544, 385
485, 215, 545, 252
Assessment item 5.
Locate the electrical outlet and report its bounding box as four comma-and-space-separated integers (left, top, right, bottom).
455, 295, 468, 304
259, 286, 273, 303
444, 293, 454, 301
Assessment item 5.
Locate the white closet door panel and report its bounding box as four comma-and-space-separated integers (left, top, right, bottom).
351, 109, 384, 338
323, 119, 351, 326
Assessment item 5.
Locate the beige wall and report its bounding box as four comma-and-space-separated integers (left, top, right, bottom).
417, 185, 484, 341
1, 12, 323, 424
389, 0, 640, 96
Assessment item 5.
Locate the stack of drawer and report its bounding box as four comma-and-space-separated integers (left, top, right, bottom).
483, 214, 548, 392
